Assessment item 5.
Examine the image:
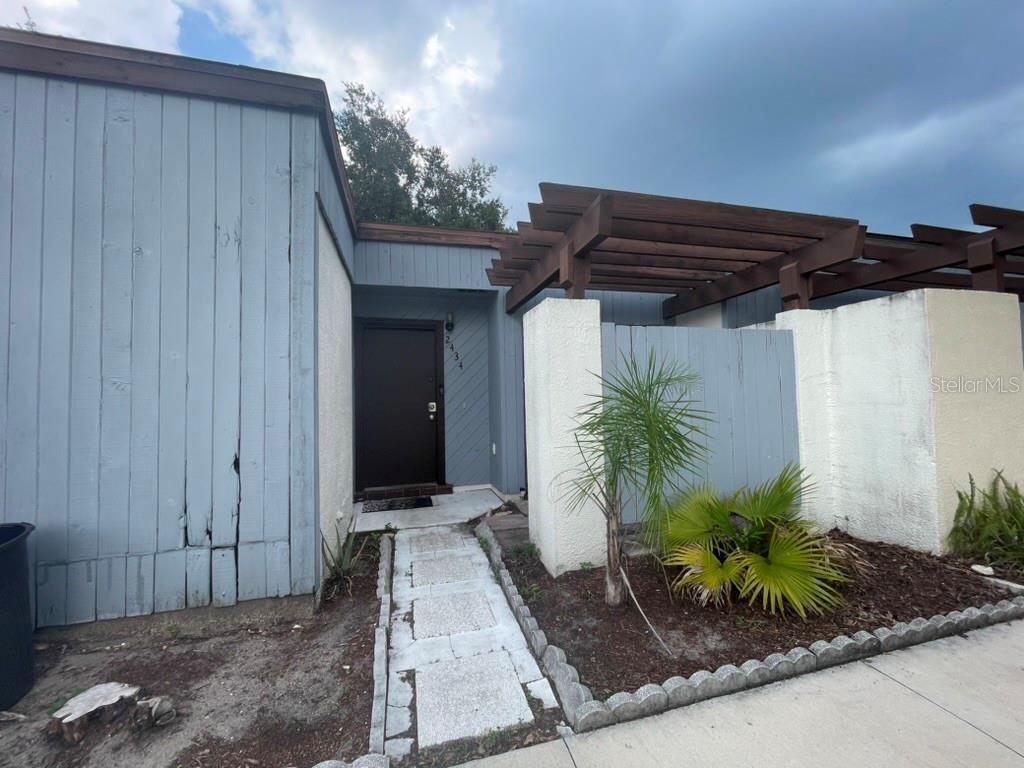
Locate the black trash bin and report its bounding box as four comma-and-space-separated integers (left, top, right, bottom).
0, 522, 35, 710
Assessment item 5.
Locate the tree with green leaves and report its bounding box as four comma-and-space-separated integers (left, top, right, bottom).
566, 352, 709, 607
335, 83, 509, 231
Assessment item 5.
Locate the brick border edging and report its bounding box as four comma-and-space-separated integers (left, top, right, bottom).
475, 520, 1024, 734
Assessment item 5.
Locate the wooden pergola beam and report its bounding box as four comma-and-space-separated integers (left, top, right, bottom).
661, 225, 865, 319
538, 182, 857, 238
813, 220, 1024, 299
971, 204, 1024, 228
504, 195, 613, 312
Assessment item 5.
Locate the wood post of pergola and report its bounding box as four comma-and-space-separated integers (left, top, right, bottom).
966, 237, 1005, 293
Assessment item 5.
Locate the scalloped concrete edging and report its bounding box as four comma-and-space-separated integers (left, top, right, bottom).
475, 520, 1024, 734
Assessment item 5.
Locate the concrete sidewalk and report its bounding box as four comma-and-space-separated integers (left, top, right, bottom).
458, 620, 1024, 767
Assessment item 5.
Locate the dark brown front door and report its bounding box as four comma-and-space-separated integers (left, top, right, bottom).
355, 319, 444, 491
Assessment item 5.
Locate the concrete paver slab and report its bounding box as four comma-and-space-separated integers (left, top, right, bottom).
416, 651, 534, 748
413, 555, 479, 587
414, 592, 497, 639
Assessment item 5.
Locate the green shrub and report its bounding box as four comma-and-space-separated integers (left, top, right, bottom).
659, 465, 847, 618
948, 471, 1024, 568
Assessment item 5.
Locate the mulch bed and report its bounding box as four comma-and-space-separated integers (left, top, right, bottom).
505, 532, 1011, 700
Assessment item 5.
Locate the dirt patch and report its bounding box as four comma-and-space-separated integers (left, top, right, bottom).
0, 535, 383, 768
505, 532, 1010, 699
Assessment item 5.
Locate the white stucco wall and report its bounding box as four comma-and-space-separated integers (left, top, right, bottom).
317, 211, 354, 556
523, 298, 607, 575
776, 289, 1024, 552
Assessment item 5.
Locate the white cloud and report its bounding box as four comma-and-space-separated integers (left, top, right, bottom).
821, 87, 1024, 180
3, 0, 182, 53
192, 0, 505, 163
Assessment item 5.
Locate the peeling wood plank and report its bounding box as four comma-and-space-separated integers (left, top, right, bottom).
239, 106, 267, 544
128, 90, 161, 554
266, 540, 291, 597
68, 84, 105, 562
157, 95, 189, 552
289, 113, 317, 595
185, 98, 216, 547
36, 564, 68, 627
264, 110, 291, 542
37, 78, 75, 565
96, 556, 127, 620
67, 560, 97, 624
212, 547, 237, 607
125, 553, 154, 617
212, 102, 242, 548
153, 549, 187, 613
185, 547, 211, 608
98, 86, 134, 556
237, 542, 267, 601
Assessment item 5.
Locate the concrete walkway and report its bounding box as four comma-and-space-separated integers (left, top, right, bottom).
383, 524, 558, 759
457, 620, 1024, 767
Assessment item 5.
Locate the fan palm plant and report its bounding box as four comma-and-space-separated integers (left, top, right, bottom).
660, 465, 847, 618
565, 351, 708, 607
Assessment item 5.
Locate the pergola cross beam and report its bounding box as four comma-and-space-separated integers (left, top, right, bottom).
661, 225, 865, 318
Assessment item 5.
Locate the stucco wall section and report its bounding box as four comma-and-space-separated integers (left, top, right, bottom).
317, 211, 354, 556
523, 298, 607, 575
927, 290, 1024, 547
776, 289, 1024, 553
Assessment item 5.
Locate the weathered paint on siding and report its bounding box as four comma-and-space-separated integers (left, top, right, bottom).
354, 240, 496, 290
353, 288, 492, 487
0, 73, 321, 625
602, 323, 800, 524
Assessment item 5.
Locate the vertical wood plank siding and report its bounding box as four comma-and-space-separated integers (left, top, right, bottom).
601, 323, 800, 523
1, 73, 325, 625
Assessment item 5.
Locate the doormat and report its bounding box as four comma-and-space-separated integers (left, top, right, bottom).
363, 496, 434, 513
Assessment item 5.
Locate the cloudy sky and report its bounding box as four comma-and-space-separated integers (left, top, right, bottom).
4, 0, 1023, 232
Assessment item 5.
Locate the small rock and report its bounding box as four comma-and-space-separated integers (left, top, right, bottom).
971, 564, 995, 577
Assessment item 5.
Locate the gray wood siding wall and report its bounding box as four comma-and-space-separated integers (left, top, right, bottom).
0, 72, 320, 626
353, 289, 491, 486
354, 240, 496, 290
725, 284, 894, 328
601, 323, 799, 523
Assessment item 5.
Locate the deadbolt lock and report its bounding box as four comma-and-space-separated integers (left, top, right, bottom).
427, 402, 437, 413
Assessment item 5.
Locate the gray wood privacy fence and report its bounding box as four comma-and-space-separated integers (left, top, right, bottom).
600, 324, 799, 524
1, 72, 331, 626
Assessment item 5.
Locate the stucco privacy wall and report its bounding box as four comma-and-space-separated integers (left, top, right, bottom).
0, 71, 323, 626
317, 212, 354, 557
775, 289, 1024, 552
523, 298, 607, 575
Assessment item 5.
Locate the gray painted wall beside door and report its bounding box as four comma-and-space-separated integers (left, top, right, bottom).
0, 72, 323, 626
